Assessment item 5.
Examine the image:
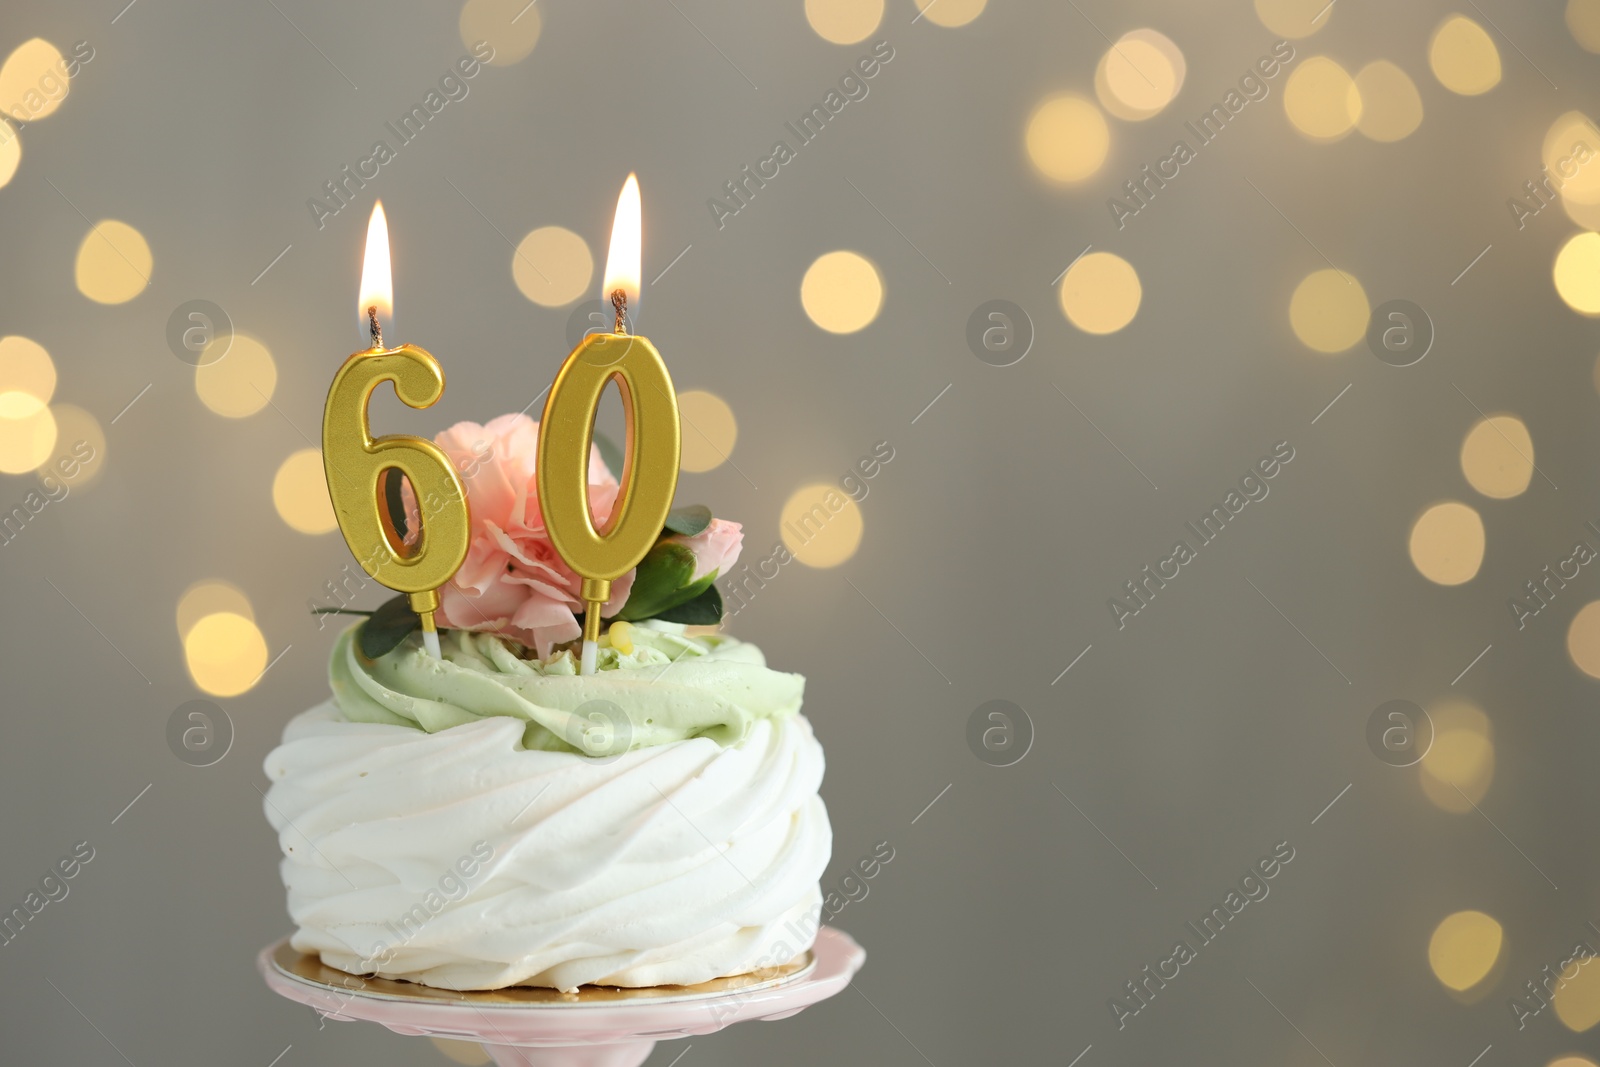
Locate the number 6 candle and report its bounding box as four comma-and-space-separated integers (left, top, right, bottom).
322, 202, 470, 660
538, 175, 681, 675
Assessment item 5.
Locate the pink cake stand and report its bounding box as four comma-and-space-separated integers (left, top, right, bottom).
257, 928, 865, 1067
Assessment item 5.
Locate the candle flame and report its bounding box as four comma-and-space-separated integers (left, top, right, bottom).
601, 174, 642, 316
359, 201, 393, 344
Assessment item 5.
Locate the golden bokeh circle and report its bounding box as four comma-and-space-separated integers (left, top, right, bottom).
1284, 56, 1362, 141
195, 332, 277, 418
1553, 964, 1600, 1031
273, 449, 338, 534
512, 226, 593, 307
1549, 1057, 1599, 1067
75, 220, 152, 304
176, 581, 254, 642
460, 0, 541, 65
1428, 910, 1503, 992
805, 0, 884, 44
0, 39, 69, 122
1430, 15, 1501, 96
780, 482, 864, 568
1567, 600, 1600, 679
800, 251, 883, 334
1460, 415, 1534, 499
1409, 502, 1485, 586
0, 335, 56, 404
1253, 0, 1334, 38
1542, 112, 1600, 206
1570, 0, 1600, 52
1419, 700, 1494, 812
1025, 95, 1110, 184
1289, 268, 1369, 353
1554, 232, 1600, 315
1059, 252, 1141, 335
913, 0, 986, 27
0, 121, 19, 189
1096, 30, 1185, 121
0, 397, 57, 474
1353, 61, 1423, 142
678, 389, 737, 473
35, 403, 105, 491
184, 611, 270, 698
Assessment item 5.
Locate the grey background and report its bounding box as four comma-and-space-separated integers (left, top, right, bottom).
2, 0, 1598, 1064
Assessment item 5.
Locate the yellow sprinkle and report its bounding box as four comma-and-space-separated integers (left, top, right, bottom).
608, 620, 633, 654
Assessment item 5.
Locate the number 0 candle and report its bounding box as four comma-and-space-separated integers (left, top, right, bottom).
322, 202, 470, 660
538, 175, 681, 675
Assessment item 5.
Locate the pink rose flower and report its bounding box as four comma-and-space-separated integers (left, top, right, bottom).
413, 412, 635, 659
664, 518, 744, 583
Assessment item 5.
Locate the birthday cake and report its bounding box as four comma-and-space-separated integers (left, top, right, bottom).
262, 413, 832, 992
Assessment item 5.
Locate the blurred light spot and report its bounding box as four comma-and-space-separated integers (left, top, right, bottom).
1420, 700, 1494, 811
914, 0, 986, 27
1570, 0, 1600, 53
805, 0, 883, 44
1353, 61, 1423, 141
780, 482, 863, 568
1253, 0, 1334, 38
1543, 112, 1600, 206
678, 389, 737, 473
273, 449, 337, 534
1460, 415, 1534, 499
0, 335, 56, 405
35, 404, 105, 491
74, 220, 152, 304
184, 612, 269, 698
1289, 268, 1369, 352
176, 580, 253, 642
1284, 56, 1361, 141
1025, 95, 1110, 183
195, 333, 276, 418
511, 226, 592, 307
1566, 600, 1600, 679
0, 39, 68, 122
1095, 29, 1185, 121
460, 0, 540, 65
1553, 962, 1600, 1031
1549, 1058, 1599, 1067
431, 1038, 492, 1066
1554, 232, 1600, 315
1428, 910, 1503, 991
1059, 252, 1141, 334
801, 251, 883, 333
0, 121, 19, 189
0, 398, 56, 473
1409, 502, 1485, 585
1430, 15, 1501, 95
1563, 194, 1600, 229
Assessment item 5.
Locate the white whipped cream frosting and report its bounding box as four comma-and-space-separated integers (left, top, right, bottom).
263, 701, 830, 991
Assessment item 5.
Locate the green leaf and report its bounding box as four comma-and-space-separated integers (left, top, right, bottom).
663, 504, 712, 537
655, 583, 723, 625
593, 432, 626, 481
615, 541, 697, 621
358, 593, 423, 659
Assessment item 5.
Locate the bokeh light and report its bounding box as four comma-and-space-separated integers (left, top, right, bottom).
1554, 232, 1600, 314
913, 0, 986, 27
1095, 30, 1186, 122
678, 389, 737, 473
805, 0, 884, 44
511, 226, 593, 307
1549, 1058, 1599, 1067
273, 449, 337, 534
801, 251, 883, 333
1419, 700, 1495, 811
0, 39, 68, 122
1283, 57, 1361, 141
1059, 252, 1141, 334
1567, 600, 1600, 679
459, 0, 541, 65
1542, 112, 1600, 206
0, 335, 56, 405
1430, 15, 1501, 96
195, 333, 277, 418
1289, 268, 1369, 352
1570, 0, 1600, 52
1025, 95, 1110, 183
430, 1038, 492, 1066
1428, 910, 1503, 992
780, 483, 864, 568
1553, 966, 1600, 1031
35, 404, 105, 491
0, 121, 19, 189
176, 580, 254, 642
1253, 0, 1334, 38
1460, 415, 1534, 499
183, 612, 269, 698
1353, 61, 1424, 142
0, 396, 57, 474
74, 220, 152, 304
1409, 502, 1485, 585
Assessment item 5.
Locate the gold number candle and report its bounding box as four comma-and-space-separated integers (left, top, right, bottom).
538, 175, 681, 675
322, 203, 470, 660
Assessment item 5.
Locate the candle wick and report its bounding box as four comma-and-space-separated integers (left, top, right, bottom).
611, 290, 628, 335
368, 305, 383, 350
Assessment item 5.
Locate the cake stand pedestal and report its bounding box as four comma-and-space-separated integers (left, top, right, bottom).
257, 928, 864, 1067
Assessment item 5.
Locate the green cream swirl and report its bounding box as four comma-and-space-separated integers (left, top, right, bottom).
328, 622, 805, 754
